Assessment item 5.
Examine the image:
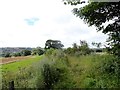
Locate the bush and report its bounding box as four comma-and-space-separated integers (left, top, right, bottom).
41, 64, 61, 89
45, 48, 55, 56
36, 49, 74, 89
99, 55, 118, 75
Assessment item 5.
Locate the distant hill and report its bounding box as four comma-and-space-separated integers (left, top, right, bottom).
0, 47, 33, 55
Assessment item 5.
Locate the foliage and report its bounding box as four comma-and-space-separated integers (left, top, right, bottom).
79, 40, 91, 55
63, 0, 86, 5
31, 47, 44, 56
64, 47, 74, 55
92, 42, 102, 48
64, 40, 91, 55
45, 39, 64, 49
68, 54, 119, 88
20, 49, 31, 56
64, 0, 120, 57
12, 52, 21, 57
41, 64, 64, 89
91, 42, 103, 53
31, 48, 37, 55
45, 48, 55, 57
40, 49, 74, 88
2, 52, 11, 58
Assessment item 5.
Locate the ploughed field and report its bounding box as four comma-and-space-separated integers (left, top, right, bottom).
0, 56, 31, 65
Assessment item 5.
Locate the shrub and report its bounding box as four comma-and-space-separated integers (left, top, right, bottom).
36, 49, 74, 89
41, 64, 61, 89
45, 48, 55, 56
99, 55, 118, 75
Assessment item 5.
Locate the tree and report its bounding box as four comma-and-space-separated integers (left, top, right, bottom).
63, 0, 86, 5
31, 48, 37, 55
92, 42, 102, 49
64, 47, 73, 54
20, 49, 31, 56
79, 40, 91, 55
92, 42, 102, 53
63, 0, 120, 57
36, 47, 44, 55
45, 39, 64, 49
32, 47, 44, 55
65, 40, 91, 55
72, 43, 78, 53
3, 52, 11, 58
12, 52, 21, 57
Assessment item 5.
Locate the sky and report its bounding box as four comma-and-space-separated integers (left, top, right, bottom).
0, 0, 108, 48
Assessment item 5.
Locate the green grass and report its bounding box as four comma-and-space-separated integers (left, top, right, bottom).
2, 55, 44, 72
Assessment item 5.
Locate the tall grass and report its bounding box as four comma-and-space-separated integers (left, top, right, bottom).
67, 54, 119, 88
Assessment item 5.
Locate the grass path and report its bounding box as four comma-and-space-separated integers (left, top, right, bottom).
2, 55, 43, 72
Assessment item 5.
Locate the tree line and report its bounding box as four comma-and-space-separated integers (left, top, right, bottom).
2, 39, 104, 58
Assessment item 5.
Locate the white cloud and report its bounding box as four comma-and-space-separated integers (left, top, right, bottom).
0, 0, 108, 48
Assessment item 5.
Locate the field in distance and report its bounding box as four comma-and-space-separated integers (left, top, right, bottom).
1, 55, 43, 72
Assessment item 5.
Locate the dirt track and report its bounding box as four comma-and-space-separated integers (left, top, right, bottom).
0, 56, 30, 65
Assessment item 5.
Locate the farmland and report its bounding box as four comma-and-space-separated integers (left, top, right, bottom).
1, 49, 120, 88
1, 56, 31, 65
1, 55, 43, 72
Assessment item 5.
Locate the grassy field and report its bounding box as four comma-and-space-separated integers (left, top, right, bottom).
2, 55, 43, 72
1, 56, 32, 64
2, 50, 119, 88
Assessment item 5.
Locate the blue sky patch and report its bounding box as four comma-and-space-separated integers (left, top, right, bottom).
24, 17, 39, 26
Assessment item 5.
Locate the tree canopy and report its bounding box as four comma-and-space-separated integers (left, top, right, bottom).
20, 49, 31, 56
45, 39, 64, 49
64, 0, 120, 57
32, 47, 44, 55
